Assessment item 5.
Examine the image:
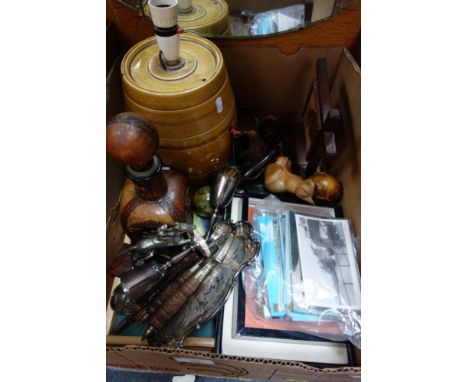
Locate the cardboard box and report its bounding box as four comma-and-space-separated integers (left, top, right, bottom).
106, 37, 361, 380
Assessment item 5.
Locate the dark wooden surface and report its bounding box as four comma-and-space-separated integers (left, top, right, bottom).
107, 0, 361, 54
107, 112, 159, 167
213, 3, 361, 55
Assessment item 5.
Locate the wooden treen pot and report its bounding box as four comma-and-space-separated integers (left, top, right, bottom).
144, 0, 230, 36
121, 33, 236, 184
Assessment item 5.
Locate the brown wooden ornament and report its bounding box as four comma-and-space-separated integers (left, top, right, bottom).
310, 172, 342, 204
107, 112, 188, 241
264, 156, 342, 205
107, 112, 159, 167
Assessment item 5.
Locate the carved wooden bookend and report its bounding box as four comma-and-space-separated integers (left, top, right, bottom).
264, 156, 342, 204
107, 112, 188, 241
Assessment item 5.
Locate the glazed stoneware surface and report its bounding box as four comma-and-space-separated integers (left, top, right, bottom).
144, 0, 230, 35
121, 33, 235, 183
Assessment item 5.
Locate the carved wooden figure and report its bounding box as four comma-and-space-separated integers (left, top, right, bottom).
107, 112, 188, 241
264, 156, 342, 204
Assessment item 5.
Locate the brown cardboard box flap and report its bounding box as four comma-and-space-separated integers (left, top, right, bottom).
107, 346, 361, 381
219, 46, 344, 122
330, 48, 361, 242
107, 348, 140, 370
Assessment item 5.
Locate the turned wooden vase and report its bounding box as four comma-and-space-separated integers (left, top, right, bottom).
107, 112, 188, 242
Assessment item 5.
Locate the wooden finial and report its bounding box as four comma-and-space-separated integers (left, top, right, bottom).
106, 112, 159, 167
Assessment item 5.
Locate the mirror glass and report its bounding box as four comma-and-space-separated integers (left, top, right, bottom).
114, 0, 357, 38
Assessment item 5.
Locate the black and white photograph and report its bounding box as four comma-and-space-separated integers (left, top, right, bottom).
294, 213, 361, 310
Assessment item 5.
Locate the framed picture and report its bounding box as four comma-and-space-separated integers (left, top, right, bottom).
221, 194, 356, 366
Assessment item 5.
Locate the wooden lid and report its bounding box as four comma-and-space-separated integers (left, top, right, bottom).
121, 33, 227, 110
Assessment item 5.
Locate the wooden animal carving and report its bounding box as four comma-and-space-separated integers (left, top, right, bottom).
264, 156, 342, 204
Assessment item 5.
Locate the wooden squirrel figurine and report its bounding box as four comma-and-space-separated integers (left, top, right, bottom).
264, 156, 342, 204
107, 112, 188, 241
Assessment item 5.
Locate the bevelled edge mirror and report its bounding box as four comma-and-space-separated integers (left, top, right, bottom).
112, 0, 358, 38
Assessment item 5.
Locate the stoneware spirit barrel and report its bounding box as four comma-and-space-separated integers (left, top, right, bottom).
121, 32, 236, 184
145, 0, 230, 36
